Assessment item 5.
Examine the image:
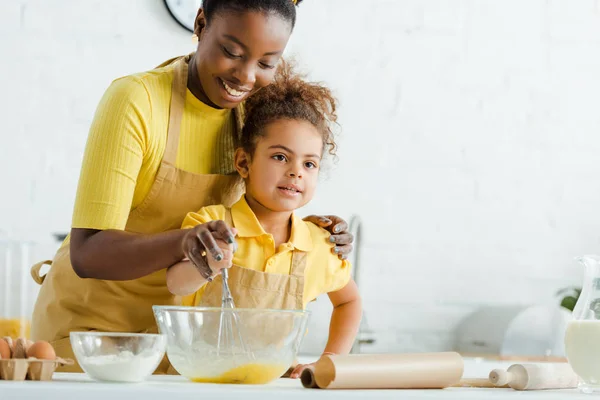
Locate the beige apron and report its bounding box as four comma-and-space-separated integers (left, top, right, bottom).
29, 54, 244, 373
198, 210, 308, 348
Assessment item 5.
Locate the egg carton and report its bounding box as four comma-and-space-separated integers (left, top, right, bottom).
0, 357, 74, 381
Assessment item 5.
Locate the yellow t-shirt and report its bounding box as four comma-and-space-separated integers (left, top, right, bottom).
181, 196, 351, 309
71, 58, 237, 230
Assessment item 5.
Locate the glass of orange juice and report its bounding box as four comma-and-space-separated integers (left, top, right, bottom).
0, 239, 35, 339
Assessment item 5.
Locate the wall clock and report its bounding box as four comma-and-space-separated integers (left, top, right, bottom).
164, 0, 202, 33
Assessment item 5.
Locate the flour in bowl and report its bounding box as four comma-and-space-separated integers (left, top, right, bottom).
81, 350, 164, 382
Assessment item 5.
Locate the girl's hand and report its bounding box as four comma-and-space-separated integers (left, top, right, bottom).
303, 215, 354, 260
205, 236, 235, 278
288, 362, 316, 379
288, 351, 337, 379
181, 220, 238, 281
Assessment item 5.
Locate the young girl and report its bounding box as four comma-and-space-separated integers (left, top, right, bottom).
166, 63, 362, 378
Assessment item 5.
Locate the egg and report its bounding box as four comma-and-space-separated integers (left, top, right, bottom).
2, 337, 13, 358
0, 339, 10, 359
26, 341, 56, 360
3, 336, 13, 350
13, 338, 28, 359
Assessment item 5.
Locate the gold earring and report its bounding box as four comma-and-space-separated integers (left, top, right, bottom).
191, 33, 198, 44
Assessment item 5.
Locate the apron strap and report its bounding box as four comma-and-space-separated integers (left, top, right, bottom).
224, 208, 234, 228
154, 55, 182, 69
31, 260, 52, 285
163, 52, 246, 167
232, 104, 245, 144
163, 56, 188, 166
290, 251, 307, 278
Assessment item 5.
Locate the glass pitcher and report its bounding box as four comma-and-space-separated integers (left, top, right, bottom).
565, 255, 600, 393
0, 239, 36, 339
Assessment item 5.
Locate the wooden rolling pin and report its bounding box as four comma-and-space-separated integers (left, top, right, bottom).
489, 363, 579, 390
298, 353, 579, 390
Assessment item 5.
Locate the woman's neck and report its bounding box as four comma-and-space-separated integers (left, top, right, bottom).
187, 54, 219, 109
244, 194, 293, 247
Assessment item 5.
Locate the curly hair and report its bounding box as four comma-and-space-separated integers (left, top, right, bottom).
241, 61, 338, 158
203, 0, 303, 29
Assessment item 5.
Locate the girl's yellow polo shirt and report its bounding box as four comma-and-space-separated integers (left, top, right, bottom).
71, 58, 236, 231
181, 196, 351, 309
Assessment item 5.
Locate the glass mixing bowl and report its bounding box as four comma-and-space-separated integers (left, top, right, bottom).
70, 332, 167, 383
153, 306, 310, 384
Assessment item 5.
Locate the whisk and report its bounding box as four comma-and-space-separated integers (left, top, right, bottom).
216, 269, 254, 359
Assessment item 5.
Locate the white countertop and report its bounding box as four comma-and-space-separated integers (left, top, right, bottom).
0, 358, 587, 399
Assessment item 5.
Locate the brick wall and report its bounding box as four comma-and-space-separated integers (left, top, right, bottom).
2, 0, 599, 354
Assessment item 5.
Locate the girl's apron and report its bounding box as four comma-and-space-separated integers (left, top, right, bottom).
198, 210, 308, 348
29, 54, 244, 373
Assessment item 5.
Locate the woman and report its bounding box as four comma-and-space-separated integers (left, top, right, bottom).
30, 0, 353, 372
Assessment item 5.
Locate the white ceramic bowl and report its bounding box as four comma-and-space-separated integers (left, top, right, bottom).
70, 332, 166, 383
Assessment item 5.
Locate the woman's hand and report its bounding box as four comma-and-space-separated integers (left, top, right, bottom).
181, 220, 237, 281
303, 215, 354, 260
166, 233, 235, 296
